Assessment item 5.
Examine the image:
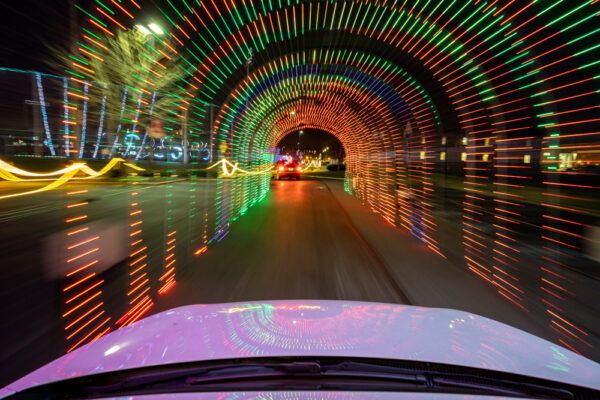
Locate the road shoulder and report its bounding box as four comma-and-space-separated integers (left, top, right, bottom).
321, 179, 551, 340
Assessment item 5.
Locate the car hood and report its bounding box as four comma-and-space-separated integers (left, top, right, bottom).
3, 300, 599, 395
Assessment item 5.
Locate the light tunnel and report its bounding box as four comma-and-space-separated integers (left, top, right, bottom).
212, 48, 443, 252
62, 0, 600, 354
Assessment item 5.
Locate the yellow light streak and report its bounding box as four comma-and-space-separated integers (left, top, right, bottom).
0, 158, 144, 180
0, 160, 86, 177
206, 158, 273, 177
304, 160, 322, 169
0, 158, 145, 199
0, 157, 269, 200
0, 168, 80, 199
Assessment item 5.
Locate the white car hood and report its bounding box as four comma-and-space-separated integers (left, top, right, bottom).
3, 300, 599, 395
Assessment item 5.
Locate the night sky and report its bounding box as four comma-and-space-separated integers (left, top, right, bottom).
0, 0, 89, 72
277, 128, 345, 156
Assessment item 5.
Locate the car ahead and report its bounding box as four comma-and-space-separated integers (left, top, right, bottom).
2, 300, 599, 399
275, 160, 303, 180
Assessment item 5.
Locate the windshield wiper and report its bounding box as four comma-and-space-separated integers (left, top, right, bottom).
83, 361, 428, 393
9, 357, 584, 399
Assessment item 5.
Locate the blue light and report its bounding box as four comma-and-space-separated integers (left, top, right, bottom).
35, 73, 55, 156
78, 83, 89, 158
170, 146, 183, 160
63, 78, 70, 157
93, 83, 107, 159
136, 91, 156, 160
110, 87, 128, 156
125, 91, 143, 155
124, 132, 141, 146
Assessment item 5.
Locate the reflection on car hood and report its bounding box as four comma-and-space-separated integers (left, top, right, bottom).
3, 300, 600, 394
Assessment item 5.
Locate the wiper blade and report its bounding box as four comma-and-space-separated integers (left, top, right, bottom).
90, 361, 426, 392
185, 361, 427, 386
434, 377, 573, 399
89, 362, 321, 391
87, 360, 567, 399
10, 357, 590, 399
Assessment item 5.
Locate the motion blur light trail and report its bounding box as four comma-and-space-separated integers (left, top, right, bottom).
0, 168, 82, 200
206, 158, 274, 177
62, 188, 112, 353
0, 157, 266, 201
23, 156, 270, 352
0, 160, 92, 178
0, 0, 596, 360
0, 157, 129, 180
118, 180, 155, 328
0, 158, 137, 199
303, 160, 322, 170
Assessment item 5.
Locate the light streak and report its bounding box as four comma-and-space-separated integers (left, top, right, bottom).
78, 82, 90, 158
35, 73, 55, 156
93, 83, 108, 159
63, 78, 71, 157
195, 246, 207, 255
0, 158, 145, 199
206, 158, 274, 176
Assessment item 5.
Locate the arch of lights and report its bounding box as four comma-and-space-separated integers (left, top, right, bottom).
58, 0, 600, 355
212, 49, 443, 251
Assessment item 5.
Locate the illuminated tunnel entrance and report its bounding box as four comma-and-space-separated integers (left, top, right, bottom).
51, 0, 600, 356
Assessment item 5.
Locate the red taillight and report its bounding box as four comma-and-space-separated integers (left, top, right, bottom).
278, 166, 284, 172
296, 166, 302, 172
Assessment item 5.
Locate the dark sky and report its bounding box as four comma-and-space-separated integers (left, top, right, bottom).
277, 128, 345, 156
0, 0, 87, 72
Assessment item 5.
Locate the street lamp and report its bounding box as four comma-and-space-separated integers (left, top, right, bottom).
135, 25, 151, 35
136, 23, 164, 35
297, 130, 304, 149
148, 23, 164, 34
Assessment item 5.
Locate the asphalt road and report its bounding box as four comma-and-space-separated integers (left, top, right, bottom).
158, 179, 408, 307
0, 178, 598, 387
